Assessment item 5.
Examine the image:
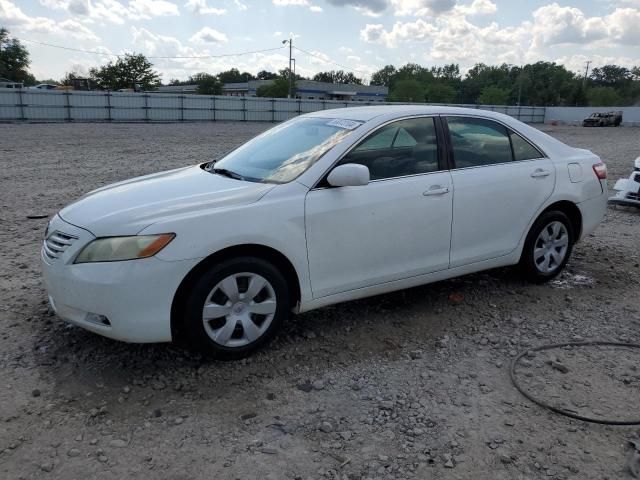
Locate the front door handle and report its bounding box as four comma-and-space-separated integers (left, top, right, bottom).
531, 169, 551, 178
423, 186, 450, 196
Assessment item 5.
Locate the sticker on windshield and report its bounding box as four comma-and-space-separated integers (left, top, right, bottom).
326, 119, 362, 130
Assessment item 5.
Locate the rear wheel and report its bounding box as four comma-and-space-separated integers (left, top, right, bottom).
182, 257, 290, 359
519, 211, 574, 283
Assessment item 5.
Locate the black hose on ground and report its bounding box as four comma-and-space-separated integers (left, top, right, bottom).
510, 341, 640, 425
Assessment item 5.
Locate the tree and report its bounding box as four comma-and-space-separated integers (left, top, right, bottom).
256, 77, 292, 98
312, 70, 362, 84
0, 28, 35, 85
370, 65, 396, 87
587, 86, 622, 106
217, 68, 254, 84
190, 72, 222, 95
89, 53, 161, 91
389, 79, 425, 102
257, 70, 278, 80
426, 84, 456, 103
478, 86, 509, 105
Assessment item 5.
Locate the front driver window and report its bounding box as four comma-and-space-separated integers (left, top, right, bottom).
340, 117, 439, 180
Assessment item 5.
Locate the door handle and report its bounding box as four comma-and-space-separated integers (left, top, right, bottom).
423, 186, 450, 196
531, 169, 551, 178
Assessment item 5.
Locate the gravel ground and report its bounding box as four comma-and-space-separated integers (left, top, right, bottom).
0, 122, 639, 480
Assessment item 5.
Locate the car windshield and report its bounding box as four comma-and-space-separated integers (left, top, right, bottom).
210, 117, 362, 183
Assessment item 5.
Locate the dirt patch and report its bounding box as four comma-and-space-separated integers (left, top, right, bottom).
1, 123, 639, 480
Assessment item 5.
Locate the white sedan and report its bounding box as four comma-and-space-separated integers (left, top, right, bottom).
42, 106, 607, 358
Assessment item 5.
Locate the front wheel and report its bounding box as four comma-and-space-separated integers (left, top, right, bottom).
182, 257, 290, 359
519, 211, 574, 283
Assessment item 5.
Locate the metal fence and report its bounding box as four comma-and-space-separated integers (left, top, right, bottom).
0, 89, 547, 123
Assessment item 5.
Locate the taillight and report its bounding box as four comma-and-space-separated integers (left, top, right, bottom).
592, 162, 607, 180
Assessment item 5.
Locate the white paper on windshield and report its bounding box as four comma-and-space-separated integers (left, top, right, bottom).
326, 119, 362, 130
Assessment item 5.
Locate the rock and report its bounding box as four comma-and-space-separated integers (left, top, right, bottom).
153, 409, 162, 418
67, 448, 81, 457
40, 462, 54, 472
500, 455, 512, 464
409, 350, 423, 360
260, 447, 278, 455
297, 382, 313, 393
444, 459, 454, 468
109, 439, 127, 448
174, 417, 184, 425
241, 412, 257, 421
339, 431, 353, 441
32, 389, 41, 398
547, 360, 569, 374
319, 422, 334, 433
312, 380, 325, 391
97, 455, 108, 463
122, 386, 131, 394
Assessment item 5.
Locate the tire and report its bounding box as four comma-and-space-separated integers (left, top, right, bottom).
519, 211, 574, 283
182, 257, 290, 359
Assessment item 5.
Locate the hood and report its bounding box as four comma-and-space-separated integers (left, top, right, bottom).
59, 165, 275, 236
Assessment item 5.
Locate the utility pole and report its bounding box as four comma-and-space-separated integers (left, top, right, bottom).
282, 38, 293, 98
583, 60, 591, 84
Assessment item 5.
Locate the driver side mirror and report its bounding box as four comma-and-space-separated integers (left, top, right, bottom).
327, 164, 370, 187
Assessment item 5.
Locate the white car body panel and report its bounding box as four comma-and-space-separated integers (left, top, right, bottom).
41, 106, 608, 343
305, 170, 453, 298
449, 158, 556, 267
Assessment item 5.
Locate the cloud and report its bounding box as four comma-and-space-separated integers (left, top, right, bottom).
234, 0, 247, 10
0, 0, 99, 39
272, 0, 323, 13
360, 2, 640, 71
325, 0, 387, 16
129, 0, 179, 16
184, 0, 226, 15
189, 26, 229, 44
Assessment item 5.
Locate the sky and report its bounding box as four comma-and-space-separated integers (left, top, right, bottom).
1, 0, 639, 83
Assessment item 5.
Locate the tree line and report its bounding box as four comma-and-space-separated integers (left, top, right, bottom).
2, 26, 639, 106
372, 62, 640, 106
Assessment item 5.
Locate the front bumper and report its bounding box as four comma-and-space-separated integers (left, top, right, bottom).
41, 215, 201, 343
608, 176, 640, 207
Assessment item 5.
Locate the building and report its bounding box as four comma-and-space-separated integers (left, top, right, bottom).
222, 79, 388, 102
155, 84, 198, 94
0, 77, 23, 89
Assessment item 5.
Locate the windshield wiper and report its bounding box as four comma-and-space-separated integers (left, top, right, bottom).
211, 167, 245, 181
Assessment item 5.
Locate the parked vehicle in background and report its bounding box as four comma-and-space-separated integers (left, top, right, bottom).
29, 83, 59, 90
582, 111, 623, 127
609, 156, 640, 208
41, 106, 608, 358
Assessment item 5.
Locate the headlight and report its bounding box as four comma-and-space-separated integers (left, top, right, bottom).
74, 234, 175, 263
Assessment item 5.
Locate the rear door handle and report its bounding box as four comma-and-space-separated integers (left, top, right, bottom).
531, 169, 551, 178
423, 186, 450, 196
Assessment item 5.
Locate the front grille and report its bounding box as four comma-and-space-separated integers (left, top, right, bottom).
628, 191, 640, 201
43, 231, 78, 261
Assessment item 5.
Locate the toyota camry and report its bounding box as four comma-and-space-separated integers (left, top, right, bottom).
41, 106, 608, 358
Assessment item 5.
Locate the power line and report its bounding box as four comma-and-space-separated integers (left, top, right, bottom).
293, 45, 368, 76
18, 38, 286, 59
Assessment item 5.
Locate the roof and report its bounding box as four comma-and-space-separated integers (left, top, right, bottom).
304, 104, 576, 157
303, 105, 503, 122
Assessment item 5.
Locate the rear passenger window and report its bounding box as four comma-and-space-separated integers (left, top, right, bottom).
447, 117, 513, 168
510, 131, 542, 160
340, 117, 439, 180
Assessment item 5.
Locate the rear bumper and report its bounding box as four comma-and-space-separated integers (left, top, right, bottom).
577, 189, 607, 241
